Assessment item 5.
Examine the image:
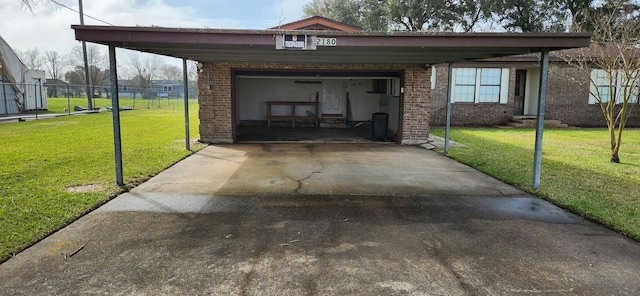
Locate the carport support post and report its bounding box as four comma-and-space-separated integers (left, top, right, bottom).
533, 50, 550, 190
183, 58, 190, 151
108, 45, 124, 186
445, 62, 453, 154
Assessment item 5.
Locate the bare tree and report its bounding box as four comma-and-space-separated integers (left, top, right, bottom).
556, 0, 640, 163
127, 54, 161, 100
160, 64, 182, 81
67, 44, 108, 87
44, 50, 65, 79
19, 0, 45, 11
16, 47, 44, 69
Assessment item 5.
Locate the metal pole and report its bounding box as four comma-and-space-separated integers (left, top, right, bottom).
79, 0, 93, 110
183, 58, 191, 151
533, 51, 550, 190
34, 83, 38, 120
67, 84, 71, 115
445, 63, 453, 154
109, 45, 124, 186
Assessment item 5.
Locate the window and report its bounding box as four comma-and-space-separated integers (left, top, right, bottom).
590, 69, 639, 104
369, 79, 387, 93
163, 85, 173, 92
121, 85, 129, 92
451, 68, 509, 103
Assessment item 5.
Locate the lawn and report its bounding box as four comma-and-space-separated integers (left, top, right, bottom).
431, 127, 640, 240
0, 98, 204, 262
42, 96, 185, 113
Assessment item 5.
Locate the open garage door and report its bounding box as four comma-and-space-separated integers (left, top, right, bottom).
234, 70, 402, 143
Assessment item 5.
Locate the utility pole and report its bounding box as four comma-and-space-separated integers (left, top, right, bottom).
79, 0, 93, 110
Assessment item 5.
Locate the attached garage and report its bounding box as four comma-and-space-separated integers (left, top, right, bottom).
233, 70, 403, 142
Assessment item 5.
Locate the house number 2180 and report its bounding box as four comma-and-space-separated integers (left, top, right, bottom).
316, 37, 337, 46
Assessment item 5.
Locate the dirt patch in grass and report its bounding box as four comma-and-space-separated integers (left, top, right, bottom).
66, 184, 104, 193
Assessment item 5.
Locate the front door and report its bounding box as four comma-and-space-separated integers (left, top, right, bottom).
514, 70, 526, 115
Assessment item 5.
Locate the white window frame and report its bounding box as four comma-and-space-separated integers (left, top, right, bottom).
589, 69, 639, 104
121, 85, 129, 92
450, 67, 509, 104
163, 85, 173, 92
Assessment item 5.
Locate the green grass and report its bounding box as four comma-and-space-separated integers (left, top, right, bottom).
0, 98, 204, 261
43, 96, 188, 113
431, 128, 640, 240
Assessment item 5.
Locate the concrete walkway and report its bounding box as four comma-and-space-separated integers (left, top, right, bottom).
1, 144, 639, 295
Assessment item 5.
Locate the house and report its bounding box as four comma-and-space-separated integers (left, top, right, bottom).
45, 78, 70, 98
429, 50, 640, 128
72, 16, 591, 144
1, 35, 48, 114
115, 79, 185, 98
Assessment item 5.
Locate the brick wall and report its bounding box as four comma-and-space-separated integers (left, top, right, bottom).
547, 67, 640, 127
429, 64, 640, 128
401, 67, 431, 144
198, 62, 432, 144
198, 63, 234, 143
430, 66, 516, 127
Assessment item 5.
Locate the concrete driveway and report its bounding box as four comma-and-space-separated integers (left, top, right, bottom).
1, 144, 639, 295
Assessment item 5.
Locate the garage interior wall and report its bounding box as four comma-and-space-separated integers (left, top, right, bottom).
235, 77, 401, 132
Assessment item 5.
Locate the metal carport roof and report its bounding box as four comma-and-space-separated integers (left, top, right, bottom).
72, 25, 591, 65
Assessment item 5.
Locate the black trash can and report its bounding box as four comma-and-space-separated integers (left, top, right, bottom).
372, 112, 389, 141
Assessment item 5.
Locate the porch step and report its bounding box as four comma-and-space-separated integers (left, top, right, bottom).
506, 117, 569, 128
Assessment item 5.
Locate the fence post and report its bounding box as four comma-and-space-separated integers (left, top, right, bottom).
34, 82, 38, 120
67, 84, 71, 115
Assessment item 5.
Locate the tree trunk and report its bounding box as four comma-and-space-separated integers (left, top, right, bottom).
611, 150, 620, 163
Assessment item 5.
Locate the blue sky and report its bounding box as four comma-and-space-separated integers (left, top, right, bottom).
0, 0, 311, 55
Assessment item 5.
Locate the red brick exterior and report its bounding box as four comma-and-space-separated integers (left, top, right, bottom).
401, 67, 431, 144
429, 64, 640, 127
430, 66, 517, 127
547, 67, 640, 127
198, 62, 431, 144
198, 63, 234, 143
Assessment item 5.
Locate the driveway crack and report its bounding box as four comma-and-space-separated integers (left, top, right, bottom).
294, 161, 325, 194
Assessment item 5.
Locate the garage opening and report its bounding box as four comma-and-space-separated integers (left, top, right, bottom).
234, 70, 403, 143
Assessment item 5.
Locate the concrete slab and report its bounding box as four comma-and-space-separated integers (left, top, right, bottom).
132, 144, 525, 197
1, 144, 639, 295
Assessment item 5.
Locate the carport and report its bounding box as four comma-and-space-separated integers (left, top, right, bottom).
71, 25, 590, 188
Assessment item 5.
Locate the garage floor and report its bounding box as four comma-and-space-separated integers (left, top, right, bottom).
1, 144, 639, 295
236, 126, 388, 142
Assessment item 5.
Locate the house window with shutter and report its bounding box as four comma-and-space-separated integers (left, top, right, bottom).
589, 69, 639, 104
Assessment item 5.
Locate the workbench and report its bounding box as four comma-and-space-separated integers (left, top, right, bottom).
267, 101, 319, 128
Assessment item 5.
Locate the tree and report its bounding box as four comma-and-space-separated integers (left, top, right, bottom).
452, 0, 500, 32
561, 0, 593, 30
160, 64, 182, 81
64, 65, 109, 96
304, 0, 500, 32
556, 0, 640, 163
498, 0, 565, 32
127, 54, 161, 100
65, 44, 107, 107
16, 47, 44, 69
44, 50, 65, 79
303, 0, 387, 31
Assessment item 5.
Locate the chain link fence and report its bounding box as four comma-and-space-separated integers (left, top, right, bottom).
2, 81, 198, 116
